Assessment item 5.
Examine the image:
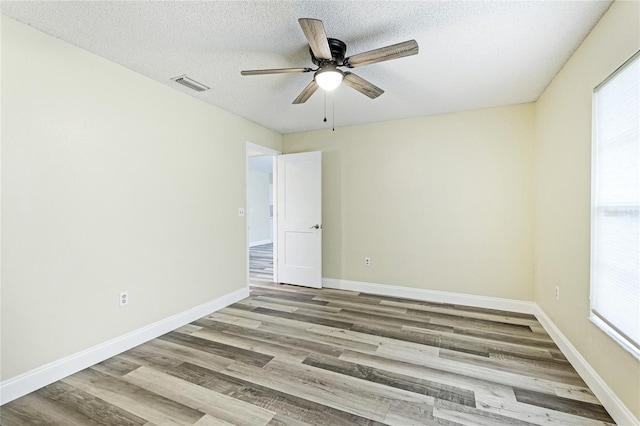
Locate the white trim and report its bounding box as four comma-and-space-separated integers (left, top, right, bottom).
322, 278, 536, 314
245, 142, 281, 287
534, 306, 639, 426
249, 239, 272, 247
0, 287, 249, 405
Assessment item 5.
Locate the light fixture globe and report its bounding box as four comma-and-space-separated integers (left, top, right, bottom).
315, 68, 344, 91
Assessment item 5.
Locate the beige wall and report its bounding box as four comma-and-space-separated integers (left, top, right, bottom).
284, 104, 535, 301
0, 16, 281, 381
534, 0, 640, 418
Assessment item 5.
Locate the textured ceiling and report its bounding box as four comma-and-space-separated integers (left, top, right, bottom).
1, 1, 612, 134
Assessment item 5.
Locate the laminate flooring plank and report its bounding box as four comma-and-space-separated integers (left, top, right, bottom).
439, 349, 585, 387
0, 392, 104, 426
402, 326, 558, 360
249, 289, 328, 305
227, 302, 255, 311
175, 324, 203, 335
192, 414, 237, 426
347, 347, 518, 401
332, 291, 535, 320
251, 307, 354, 329
266, 414, 314, 426
302, 353, 476, 406
169, 362, 385, 426
125, 366, 276, 426
117, 346, 185, 371
217, 306, 327, 332
306, 324, 440, 357
92, 356, 142, 377
210, 308, 377, 355
447, 305, 537, 321
223, 358, 436, 424
416, 310, 541, 338
476, 394, 615, 426
189, 327, 311, 363
489, 351, 574, 371
203, 311, 263, 328
350, 323, 491, 357
235, 298, 301, 313
552, 385, 603, 405
37, 381, 147, 426
380, 300, 539, 326
513, 388, 614, 423
529, 324, 549, 335
432, 399, 537, 426
453, 326, 557, 348
312, 292, 393, 307
139, 338, 236, 373
376, 320, 545, 359
257, 322, 379, 354
307, 298, 548, 344
294, 306, 454, 333
340, 349, 586, 400
61, 367, 205, 426
158, 331, 273, 367
549, 348, 570, 360
200, 319, 345, 357
384, 399, 437, 426
318, 299, 411, 316
400, 324, 558, 360
253, 296, 343, 313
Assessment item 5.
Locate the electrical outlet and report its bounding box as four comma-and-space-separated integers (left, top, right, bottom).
120, 291, 129, 307
238, 208, 245, 217
555, 286, 560, 300
364, 257, 371, 267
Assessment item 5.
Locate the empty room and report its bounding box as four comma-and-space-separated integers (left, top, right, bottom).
1, 1, 639, 425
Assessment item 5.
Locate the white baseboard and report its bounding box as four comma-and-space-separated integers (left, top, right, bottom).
322, 278, 536, 314
0, 287, 249, 406
249, 240, 272, 247
534, 306, 639, 426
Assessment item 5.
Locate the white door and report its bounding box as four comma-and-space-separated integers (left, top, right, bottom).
277, 151, 322, 288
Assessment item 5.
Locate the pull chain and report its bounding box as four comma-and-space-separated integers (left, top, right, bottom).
332, 96, 335, 131
323, 91, 327, 123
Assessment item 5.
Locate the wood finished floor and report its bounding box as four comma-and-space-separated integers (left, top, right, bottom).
249, 243, 274, 282
1, 283, 615, 426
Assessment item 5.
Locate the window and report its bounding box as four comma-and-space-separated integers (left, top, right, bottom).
591, 50, 640, 360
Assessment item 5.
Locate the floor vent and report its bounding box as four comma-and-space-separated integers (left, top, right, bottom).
171, 75, 209, 92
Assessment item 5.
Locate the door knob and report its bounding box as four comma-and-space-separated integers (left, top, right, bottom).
310, 224, 322, 229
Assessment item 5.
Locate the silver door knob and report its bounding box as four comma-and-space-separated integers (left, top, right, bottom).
310, 224, 322, 229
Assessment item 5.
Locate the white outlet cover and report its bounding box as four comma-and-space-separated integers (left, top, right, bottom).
238, 207, 245, 217
119, 291, 129, 307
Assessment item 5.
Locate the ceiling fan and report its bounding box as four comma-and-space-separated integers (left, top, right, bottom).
241, 18, 419, 104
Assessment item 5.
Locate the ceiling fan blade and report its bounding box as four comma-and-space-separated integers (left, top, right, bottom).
293, 80, 319, 104
342, 72, 384, 99
241, 68, 312, 76
345, 40, 419, 68
298, 18, 332, 60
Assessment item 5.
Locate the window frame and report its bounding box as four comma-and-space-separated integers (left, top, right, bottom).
589, 49, 640, 361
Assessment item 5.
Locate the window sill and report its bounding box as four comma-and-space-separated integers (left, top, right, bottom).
589, 314, 640, 361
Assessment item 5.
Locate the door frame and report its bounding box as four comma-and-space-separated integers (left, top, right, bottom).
246, 142, 281, 286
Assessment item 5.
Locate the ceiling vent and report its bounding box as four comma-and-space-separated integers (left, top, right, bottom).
171, 75, 209, 92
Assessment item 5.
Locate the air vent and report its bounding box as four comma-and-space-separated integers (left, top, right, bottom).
171, 75, 209, 92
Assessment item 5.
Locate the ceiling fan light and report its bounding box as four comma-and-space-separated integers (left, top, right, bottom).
315, 69, 343, 91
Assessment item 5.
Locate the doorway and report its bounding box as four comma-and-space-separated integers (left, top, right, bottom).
246, 142, 279, 284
